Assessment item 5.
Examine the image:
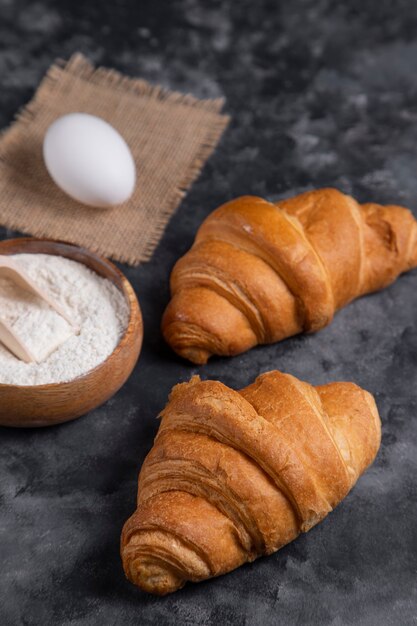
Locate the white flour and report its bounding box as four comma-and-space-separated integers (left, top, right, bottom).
0, 254, 129, 386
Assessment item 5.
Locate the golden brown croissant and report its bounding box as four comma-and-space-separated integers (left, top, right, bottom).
162, 188, 417, 363
121, 370, 381, 595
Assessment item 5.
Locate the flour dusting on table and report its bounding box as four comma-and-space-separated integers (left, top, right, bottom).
0, 254, 129, 386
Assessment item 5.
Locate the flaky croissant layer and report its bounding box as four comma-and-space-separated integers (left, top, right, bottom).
121, 370, 381, 595
162, 188, 417, 363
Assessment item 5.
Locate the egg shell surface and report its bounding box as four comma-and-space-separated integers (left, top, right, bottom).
43, 113, 136, 208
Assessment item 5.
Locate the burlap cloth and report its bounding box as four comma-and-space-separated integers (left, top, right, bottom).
0, 54, 229, 265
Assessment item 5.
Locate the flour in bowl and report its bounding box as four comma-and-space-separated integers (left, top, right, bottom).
0, 254, 130, 386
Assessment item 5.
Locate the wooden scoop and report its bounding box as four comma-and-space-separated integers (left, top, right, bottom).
0, 255, 79, 363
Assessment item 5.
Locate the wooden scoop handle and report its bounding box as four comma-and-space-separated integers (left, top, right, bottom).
0, 255, 79, 331
0, 318, 36, 363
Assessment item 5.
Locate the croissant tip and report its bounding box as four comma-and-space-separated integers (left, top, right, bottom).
123, 559, 185, 596
175, 347, 210, 365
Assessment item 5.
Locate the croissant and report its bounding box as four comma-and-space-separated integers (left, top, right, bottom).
162, 188, 417, 363
121, 370, 381, 595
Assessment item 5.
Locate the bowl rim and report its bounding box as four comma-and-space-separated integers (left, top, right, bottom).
0, 237, 143, 391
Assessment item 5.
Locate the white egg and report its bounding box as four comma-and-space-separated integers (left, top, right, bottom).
43, 113, 136, 208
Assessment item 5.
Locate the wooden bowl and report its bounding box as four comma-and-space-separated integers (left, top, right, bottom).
0, 238, 143, 427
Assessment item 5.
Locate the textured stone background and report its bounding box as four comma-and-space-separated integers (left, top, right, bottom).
0, 1, 416, 624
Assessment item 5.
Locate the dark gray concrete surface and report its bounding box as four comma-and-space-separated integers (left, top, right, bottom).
0, 1, 416, 624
